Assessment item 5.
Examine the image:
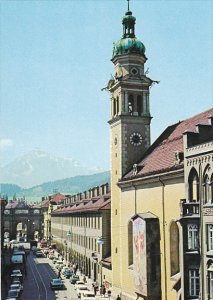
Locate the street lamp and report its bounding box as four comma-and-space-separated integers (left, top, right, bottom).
96, 237, 104, 285
67, 230, 71, 263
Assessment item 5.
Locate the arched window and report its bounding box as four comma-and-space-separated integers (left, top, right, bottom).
113, 99, 116, 116
188, 168, 199, 202
207, 260, 213, 298
116, 97, 119, 115
203, 165, 213, 204
137, 95, 142, 115
128, 95, 134, 115
204, 175, 210, 204
170, 221, 180, 276
128, 220, 133, 266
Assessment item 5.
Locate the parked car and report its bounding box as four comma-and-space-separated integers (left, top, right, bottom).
7, 289, 19, 299
35, 251, 43, 258
11, 279, 22, 286
10, 273, 23, 282
55, 261, 64, 269
11, 270, 22, 276
70, 274, 80, 284
10, 240, 17, 244
61, 267, 69, 275
81, 291, 96, 300
64, 270, 73, 279
74, 280, 85, 289
9, 283, 23, 293
9, 284, 22, 296
76, 285, 88, 298
50, 278, 65, 290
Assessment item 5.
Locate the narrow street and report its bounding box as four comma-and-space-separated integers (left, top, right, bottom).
22, 252, 56, 300
22, 252, 80, 300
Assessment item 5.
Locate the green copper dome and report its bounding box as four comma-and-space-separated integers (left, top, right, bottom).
112, 9, 145, 59
112, 37, 145, 58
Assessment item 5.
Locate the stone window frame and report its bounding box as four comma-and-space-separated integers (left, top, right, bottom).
208, 224, 213, 251
189, 268, 199, 297
188, 224, 199, 250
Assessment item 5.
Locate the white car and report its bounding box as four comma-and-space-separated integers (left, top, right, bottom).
61, 267, 69, 275
11, 269, 22, 276
55, 261, 65, 269
81, 291, 96, 300
74, 281, 85, 289
9, 283, 23, 293
76, 285, 88, 298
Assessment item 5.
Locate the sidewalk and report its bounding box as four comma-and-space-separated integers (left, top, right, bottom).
51, 248, 117, 299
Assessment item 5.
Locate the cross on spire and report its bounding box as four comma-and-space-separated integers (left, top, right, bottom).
127, 0, 130, 11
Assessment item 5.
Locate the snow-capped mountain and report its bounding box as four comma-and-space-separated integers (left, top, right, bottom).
0, 150, 104, 188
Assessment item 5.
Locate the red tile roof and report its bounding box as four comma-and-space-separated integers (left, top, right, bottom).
52, 194, 111, 215
5, 200, 29, 209
124, 108, 213, 180
50, 193, 65, 204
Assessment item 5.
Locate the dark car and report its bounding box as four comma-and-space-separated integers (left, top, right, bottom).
10, 273, 23, 283
70, 274, 80, 284
50, 278, 65, 290
35, 251, 43, 258
64, 270, 73, 279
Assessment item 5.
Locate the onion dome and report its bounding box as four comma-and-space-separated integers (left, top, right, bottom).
112, 9, 145, 59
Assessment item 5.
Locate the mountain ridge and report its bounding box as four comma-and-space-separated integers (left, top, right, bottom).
0, 171, 110, 200
1, 150, 105, 188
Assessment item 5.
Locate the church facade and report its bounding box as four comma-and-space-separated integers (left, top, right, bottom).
108, 4, 213, 300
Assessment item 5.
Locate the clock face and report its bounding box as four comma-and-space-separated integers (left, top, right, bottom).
130, 132, 143, 146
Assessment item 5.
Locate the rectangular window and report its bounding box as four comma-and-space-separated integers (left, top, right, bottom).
208, 224, 213, 251
209, 271, 213, 298
188, 224, 199, 249
189, 269, 199, 296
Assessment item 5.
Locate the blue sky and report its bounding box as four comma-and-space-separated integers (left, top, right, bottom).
1, 0, 212, 170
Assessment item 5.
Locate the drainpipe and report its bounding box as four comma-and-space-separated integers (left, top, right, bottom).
158, 177, 167, 300
199, 163, 204, 300
131, 183, 137, 215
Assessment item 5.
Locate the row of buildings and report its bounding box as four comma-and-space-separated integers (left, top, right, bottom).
1, 4, 212, 300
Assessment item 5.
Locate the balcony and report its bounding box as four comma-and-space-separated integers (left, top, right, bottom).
180, 199, 200, 217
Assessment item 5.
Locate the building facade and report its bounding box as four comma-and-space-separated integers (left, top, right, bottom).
180, 117, 213, 299
51, 183, 111, 285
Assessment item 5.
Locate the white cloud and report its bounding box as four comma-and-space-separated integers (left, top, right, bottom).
0, 138, 13, 151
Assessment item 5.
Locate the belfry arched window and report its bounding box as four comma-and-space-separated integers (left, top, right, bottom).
170, 221, 180, 276
137, 95, 142, 116
128, 94, 134, 115
188, 168, 199, 202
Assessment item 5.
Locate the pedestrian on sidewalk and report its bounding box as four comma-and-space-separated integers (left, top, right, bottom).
92, 283, 97, 296
83, 275, 86, 283
102, 286, 106, 297
58, 270, 61, 278
116, 295, 121, 300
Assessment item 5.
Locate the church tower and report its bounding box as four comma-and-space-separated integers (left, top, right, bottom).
108, 3, 155, 291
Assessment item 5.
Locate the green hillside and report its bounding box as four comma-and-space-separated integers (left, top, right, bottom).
1, 171, 110, 200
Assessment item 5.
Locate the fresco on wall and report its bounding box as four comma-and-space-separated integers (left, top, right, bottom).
133, 216, 147, 296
